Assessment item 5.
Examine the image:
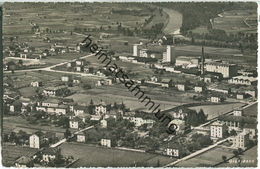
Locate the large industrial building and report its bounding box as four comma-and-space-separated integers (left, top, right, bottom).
205, 61, 238, 78
163, 45, 175, 63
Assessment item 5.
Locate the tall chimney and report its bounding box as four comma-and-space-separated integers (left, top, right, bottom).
201, 46, 205, 75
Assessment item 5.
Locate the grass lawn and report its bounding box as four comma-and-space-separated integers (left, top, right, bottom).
218, 146, 257, 167
176, 146, 234, 167
2, 144, 38, 167
18, 87, 37, 98
190, 102, 246, 120
60, 142, 176, 167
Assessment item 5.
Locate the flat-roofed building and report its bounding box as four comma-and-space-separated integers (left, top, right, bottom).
205, 61, 237, 78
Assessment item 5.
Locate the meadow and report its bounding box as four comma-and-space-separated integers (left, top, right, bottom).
61, 142, 176, 167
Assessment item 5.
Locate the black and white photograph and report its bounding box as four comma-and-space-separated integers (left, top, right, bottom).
1, 1, 258, 168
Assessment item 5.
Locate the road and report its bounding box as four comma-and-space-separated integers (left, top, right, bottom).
50, 125, 94, 148
163, 138, 230, 167
4, 53, 95, 73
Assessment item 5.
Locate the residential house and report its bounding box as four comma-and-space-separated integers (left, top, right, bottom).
175, 84, 185, 91
95, 103, 107, 116
76, 131, 86, 143
67, 62, 76, 68
76, 60, 86, 66
210, 96, 224, 103
165, 148, 179, 157
61, 75, 72, 82
100, 119, 108, 128
123, 116, 154, 127
36, 99, 68, 115
75, 66, 83, 72
194, 86, 204, 93
232, 131, 250, 149
243, 123, 256, 140
151, 76, 159, 82
31, 81, 42, 87
171, 108, 188, 120
161, 79, 172, 88
101, 139, 111, 147
237, 93, 245, 100
73, 77, 81, 84
69, 117, 83, 129
29, 134, 43, 149
210, 121, 227, 139
41, 148, 60, 163
73, 105, 86, 116
233, 108, 243, 116
170, 119, 186, 134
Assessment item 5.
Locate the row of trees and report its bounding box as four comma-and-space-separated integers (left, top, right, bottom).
184, 109, 208, 127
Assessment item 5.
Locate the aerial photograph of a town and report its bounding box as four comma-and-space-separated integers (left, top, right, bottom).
1, 1, 258, 168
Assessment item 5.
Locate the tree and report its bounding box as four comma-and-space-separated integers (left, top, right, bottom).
233, 150, 239, 157
64, 128, 71, 139
197, 109, 207, 123
88, 99, 95, 114
230, 129, 237, 136
222, 155, 227, 162
156, 159, 160, 167
238, 148, 243, 155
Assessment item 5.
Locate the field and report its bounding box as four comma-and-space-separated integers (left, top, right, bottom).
3, 116, 66, 138
217, 146, 257, 167
192, 9, 257, 34
66, 86, 183, 111
4, 71, 65, 87
2, 144, 38, 167
190, 102, 246, 120
60, 142, 176, 167
213, 10, 257, 33
176, 146, 234, 167
3, 3, 151, 35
